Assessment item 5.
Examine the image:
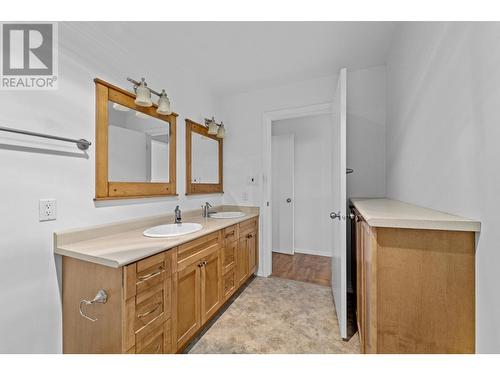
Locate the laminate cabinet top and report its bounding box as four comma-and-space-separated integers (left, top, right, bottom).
351, 198, 480, 232
54, 206, 259, 268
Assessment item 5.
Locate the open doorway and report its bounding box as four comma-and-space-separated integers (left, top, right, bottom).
270, 114, 334, 286
260, 102, 334, 279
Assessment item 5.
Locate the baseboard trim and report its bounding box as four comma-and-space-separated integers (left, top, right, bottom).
294, 248, 332, 257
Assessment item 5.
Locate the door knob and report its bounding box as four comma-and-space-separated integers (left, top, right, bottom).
286, 198, 292, 203
330, 211, 341, 220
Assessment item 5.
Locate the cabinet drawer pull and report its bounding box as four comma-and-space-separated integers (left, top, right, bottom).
137, 303, 162, 318
137, 266, 164, 282
246, 234, 253, 239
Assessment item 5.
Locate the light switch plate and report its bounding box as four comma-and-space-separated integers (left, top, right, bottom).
39, 199, 56, 221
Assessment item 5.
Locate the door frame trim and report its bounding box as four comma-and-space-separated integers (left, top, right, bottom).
260, 102, 334, 277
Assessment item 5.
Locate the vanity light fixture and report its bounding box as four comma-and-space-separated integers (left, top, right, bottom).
207, 116, 218, 135
157, 89, 172, 115
127, 77, 172, 115
133, 78, 153, 107
217, 122, 225, 139
204, 116, 225, 138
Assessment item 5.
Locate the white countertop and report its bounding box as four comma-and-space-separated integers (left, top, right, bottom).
351, 198, 480, 232
54, 206, 259, 268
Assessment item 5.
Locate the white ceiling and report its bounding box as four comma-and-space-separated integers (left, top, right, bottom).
62, 22, 396, 96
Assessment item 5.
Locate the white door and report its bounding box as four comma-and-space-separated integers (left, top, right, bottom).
271, 134, 295, 255
331, 68, 347, 339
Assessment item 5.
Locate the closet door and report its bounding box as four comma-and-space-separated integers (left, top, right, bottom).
271, 134, 295, 254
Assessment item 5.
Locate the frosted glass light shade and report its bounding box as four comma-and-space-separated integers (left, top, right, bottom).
135, 80, 153, 107
217, 122, 225, 138
207, 117, 218, 135
157, 89, 171, 115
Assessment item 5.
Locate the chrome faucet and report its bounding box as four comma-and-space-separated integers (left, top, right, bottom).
174, 205, 182, 224
202, 202, 216, 218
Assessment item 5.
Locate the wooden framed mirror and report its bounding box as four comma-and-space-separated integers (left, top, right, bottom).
185, 119, 223, 195
94, 78, 177, 200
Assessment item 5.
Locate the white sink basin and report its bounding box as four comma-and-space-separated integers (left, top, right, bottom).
209, 212, 246, 219
143, 223, 203, 238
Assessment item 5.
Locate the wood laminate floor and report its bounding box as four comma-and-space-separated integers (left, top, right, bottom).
271, 251, 331, 286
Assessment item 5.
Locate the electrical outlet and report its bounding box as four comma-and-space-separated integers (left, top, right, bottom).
242, 191, 249, 202
39, 199, 56, 222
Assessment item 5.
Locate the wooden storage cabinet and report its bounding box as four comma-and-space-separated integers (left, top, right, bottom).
62, 251, 174, 354
62, 216, 259, 354
354, 210, 475, 354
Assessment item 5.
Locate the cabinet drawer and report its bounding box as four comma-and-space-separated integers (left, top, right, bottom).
222, 240, 237, 272
135, 316, 171, 354
177, 232, 220, 270
136, 253, 171, 293
137, 331, 163, 354
125, 251, 172, 298
238, 217, 258, 238
134, 281, 170, 332
222, 268, 237, 301
123, 275, 172, 352
223, 225, 238, 245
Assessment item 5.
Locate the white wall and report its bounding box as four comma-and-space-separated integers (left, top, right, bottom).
221, 66, 386, 206
386, 22, 500, 353
220, 66, 386, 273
0, 23, 222, 353
272, 114, 334, 257
346, 66, 386, 199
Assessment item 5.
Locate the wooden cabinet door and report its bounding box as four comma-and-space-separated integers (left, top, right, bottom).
237, 237, 249, 285
355, 218, 365, 353
200, 249, 222, 324
247, 232, 257, 275
175, 261, 201, 350
362, 221, 377, 354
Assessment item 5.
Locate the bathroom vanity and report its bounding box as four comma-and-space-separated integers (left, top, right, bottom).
55, 207, 258, 354
350, 198, 479, 354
